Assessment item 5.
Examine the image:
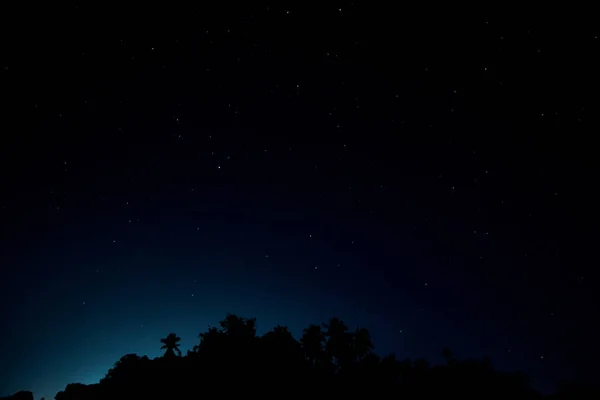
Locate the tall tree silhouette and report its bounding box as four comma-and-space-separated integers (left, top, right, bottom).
353, 327, 374, 362
300, 324, 326, 366
160, 333, 182, 357
260, 324, 302, 383
323, 317, 353, 371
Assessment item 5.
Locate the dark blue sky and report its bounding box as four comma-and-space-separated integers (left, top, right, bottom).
1, 3, 598, 399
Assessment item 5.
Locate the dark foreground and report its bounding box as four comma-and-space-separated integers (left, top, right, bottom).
3, 315, 598, 400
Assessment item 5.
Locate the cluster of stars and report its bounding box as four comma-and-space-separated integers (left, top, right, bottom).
3, 7, 596, 392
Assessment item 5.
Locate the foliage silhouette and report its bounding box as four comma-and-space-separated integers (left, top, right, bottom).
299, 323, 326, 367
0, 392, 33, 400
159, 333, 181, 358
9, 313, 595, 399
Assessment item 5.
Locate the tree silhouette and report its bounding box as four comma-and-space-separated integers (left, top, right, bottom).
218, 313, 257, 339
196, 326, 223, 351
300, 323, 326, 366
159, 332, 182, 357
20, 313, 588, 399
352, 326, 374, 362
0, 392, 33, 400
442, 347, 455, 365
323, 317, 353, 371
262, 324, 298, 352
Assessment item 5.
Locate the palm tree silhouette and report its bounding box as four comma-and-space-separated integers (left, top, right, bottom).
160, 333, 182, 357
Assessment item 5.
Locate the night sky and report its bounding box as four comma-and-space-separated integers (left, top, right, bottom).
1, 4, 599, 399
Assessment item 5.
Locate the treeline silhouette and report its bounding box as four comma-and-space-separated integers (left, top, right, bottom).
2, 314, 597, 400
